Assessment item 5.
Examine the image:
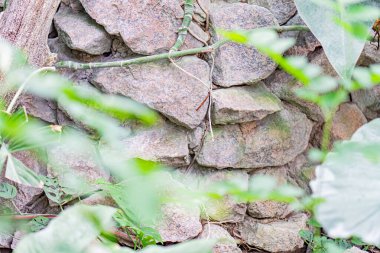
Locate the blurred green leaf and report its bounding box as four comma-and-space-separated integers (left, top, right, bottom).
311, 119, 380, 245
5, 153, 43, 188
294, 0, 380, 80
14, 205, 116, 253
0, 182, 17, 199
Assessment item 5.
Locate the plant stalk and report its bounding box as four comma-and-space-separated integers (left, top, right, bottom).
55, 25, 310, 70
171, 0, 194, 52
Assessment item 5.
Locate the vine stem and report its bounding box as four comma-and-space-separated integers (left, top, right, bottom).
171, 0, 194, 52
55, 25, 310, 70
6, 66, 56, 114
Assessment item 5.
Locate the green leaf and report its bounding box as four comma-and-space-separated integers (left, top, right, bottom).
137, 239, 215, 253
294, 0, 379, 80
28, 216, 50, 232
311, 119, 380, 245
5, 154, 43, 188
14, 205, 116, 253
0, 183, 17, 199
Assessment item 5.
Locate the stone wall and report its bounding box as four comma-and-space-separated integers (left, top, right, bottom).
1, 0, 379, 252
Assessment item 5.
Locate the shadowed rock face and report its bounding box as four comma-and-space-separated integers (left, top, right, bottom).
197, 104, 313, 169
79, 0, 207, 55
248, 0, 297, 25
210, 3, 278, 87
54, 5, 112, 55
90, 56, 210, 129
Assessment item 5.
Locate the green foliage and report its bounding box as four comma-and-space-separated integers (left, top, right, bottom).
0, 182, 17, 199
294, 0, 380, 80
311, 119, 380, 245
28, 216, 50, 233
14, 205, 116, 253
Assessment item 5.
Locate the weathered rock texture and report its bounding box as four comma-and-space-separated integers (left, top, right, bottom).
79, 0, 208, 55
210, 3, 278, 87
212, 82, 282, 125
91, 56, 210, 129
54, 5, 112, 55
2, 0, 374, 252
197, 104, 313, 169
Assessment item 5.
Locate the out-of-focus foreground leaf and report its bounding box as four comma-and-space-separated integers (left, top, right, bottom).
311, 119, 380, 245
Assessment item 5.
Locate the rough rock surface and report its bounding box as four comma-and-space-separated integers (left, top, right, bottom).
176, 165, 249, 222
116, 118, 190, 167
359, 41, 380, 66
47, 141, 109, 194
54, 5, 112, 55
332, 103, 367, 142
248, 200, 291, 219
79, 0, 208, 55
284, 14, 321, 56
6, 151, 48, 214
18, 95, 57, 124
212, 82, 282, 125
352, 85, 380, 120
197, 104, 313, 169
197, 224, 242, 253
91, 56, 210, 129
210, 3, 278, 87
157, 203, 202, 243
265, 70, 323, 122
248, 0, 297, 25
238, 213, 308, 253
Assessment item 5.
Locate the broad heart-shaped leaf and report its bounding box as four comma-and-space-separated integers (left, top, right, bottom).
294, 0, 379, 80
5, 154, 43, 188
0, 183, 17, 199
311, 119, 380, 245
14, 205, 116, 253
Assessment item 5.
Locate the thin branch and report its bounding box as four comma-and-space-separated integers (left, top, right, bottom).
55, 25, 309, 70
6, 67, 56, 113
171, 0, 194, 52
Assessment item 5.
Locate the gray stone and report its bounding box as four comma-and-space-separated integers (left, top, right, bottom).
91, 56, 210, 129
210, 3, 278, 87
0, 233, 12, 249
3, 151, 49, 214
19, 95, 57, 124
157, 203, 202, 243
54, 5, 111, 55
176, 165, 249, 222
238, 213, 308, 253
114, 118, 190, 167
331, 103, 367, 142
248, 0, 297, 25
283, 14, 321, 56
47, 139, 109, 195
248, 200, 292, 219
197, 104, 313, 169
212, 82, 282, 125
197, 224, 241, 253
265, 70, 324, 122
79, 0, 208, 55
359, 40, 380, 66
352, 85, 380, 120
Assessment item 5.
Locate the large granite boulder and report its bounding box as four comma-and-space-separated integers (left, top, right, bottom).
79, 0, 208, 55
91, 56, 210, 129
210, 3, 278, 87
197, 104, 313, 169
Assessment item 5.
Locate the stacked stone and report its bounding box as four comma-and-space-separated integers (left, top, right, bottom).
1, 0, 375, 252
